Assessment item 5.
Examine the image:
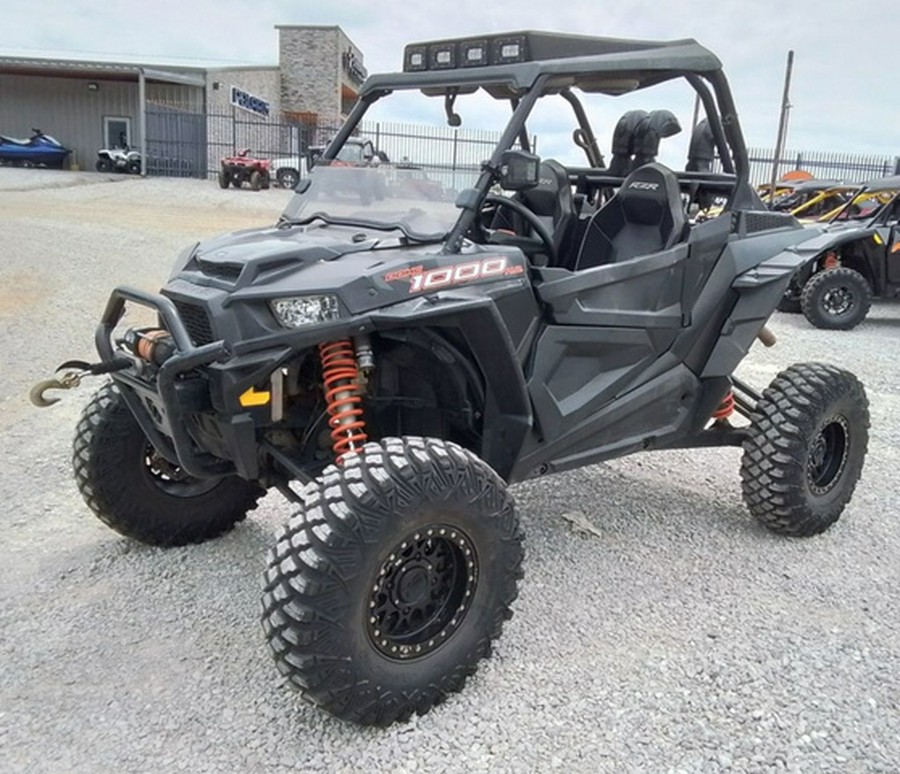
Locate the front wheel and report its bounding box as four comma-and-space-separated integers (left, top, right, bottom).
261, 437, 524, 726
800, 267, 871, 330
73, 383, 264, 546
96, 157, 112, 173
740, 363, 868, 536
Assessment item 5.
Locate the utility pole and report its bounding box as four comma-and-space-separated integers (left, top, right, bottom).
768, 50, 795, 202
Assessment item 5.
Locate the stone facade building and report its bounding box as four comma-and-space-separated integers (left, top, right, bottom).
279, 25, 367, 132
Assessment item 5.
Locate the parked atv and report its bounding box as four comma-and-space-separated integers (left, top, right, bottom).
779, 175, 900, 327
35, 31, 870, 727
96, 145, 142, 174
218, 149, 271, 191
0, 128, 70, 168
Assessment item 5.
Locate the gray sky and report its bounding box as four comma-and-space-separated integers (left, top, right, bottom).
3, 0, 898, 159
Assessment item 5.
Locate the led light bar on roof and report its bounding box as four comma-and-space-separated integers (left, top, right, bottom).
401, 31, 674, 73
403, 33, 528, 72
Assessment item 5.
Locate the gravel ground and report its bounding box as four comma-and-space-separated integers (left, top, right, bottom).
1, 167, 898, 773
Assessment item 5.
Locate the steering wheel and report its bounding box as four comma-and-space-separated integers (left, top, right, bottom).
483, 194, 557, 265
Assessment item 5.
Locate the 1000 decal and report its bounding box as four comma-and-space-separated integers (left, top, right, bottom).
384, 257, 524, 294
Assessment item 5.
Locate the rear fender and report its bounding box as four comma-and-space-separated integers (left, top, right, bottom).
702, 243, 810, 378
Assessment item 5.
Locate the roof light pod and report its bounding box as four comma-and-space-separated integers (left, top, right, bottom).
404, 46, 427, 72
492, 36, 527, 64
430, 44, 457, 69
460, 40, 488, 67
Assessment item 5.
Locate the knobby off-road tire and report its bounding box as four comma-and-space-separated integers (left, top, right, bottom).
741, 363, 868, 536
261, 437, 524, 726
217, 169, 229, 189
800, 267, 871, 330
73, 383, 263, 546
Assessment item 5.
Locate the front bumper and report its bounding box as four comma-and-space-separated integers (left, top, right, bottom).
96, 286, 263, 480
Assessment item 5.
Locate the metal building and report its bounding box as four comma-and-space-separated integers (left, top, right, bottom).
0, 25, 366, 178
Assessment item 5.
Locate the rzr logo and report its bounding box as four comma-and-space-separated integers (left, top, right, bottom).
384, 257, 524, 294
629, 181, 659, 190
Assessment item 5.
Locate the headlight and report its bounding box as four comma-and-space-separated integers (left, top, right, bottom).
270, 294, 341, 328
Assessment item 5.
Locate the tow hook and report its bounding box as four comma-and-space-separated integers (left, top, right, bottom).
29, 358, 131, 408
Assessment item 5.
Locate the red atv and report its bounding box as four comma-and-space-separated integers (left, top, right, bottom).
218, 149, 271, 191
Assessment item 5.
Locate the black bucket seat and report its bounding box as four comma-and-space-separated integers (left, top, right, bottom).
574, 163, 686, 270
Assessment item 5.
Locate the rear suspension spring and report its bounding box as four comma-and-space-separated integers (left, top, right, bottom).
712, 389, 735, 421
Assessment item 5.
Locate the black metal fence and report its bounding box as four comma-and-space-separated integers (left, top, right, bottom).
145, 105, 500, 181
747, 147, 900, 185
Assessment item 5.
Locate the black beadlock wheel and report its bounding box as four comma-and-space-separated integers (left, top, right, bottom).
740, 363, 868, 536
261, 437, 524, 726
800, 267, 872, 330
73, 383, 264, 546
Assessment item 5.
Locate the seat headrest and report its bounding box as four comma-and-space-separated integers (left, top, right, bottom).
616, 162, 683, 226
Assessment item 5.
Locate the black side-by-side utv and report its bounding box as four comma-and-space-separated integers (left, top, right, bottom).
38, 31, 869, 726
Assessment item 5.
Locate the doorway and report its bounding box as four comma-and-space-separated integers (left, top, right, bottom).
103, 116, 132, 149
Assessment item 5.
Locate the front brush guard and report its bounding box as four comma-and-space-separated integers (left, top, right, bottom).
96, 286, 236, 480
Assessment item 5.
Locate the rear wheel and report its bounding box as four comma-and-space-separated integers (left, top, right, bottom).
741, 363, 868, 536
250, 170, 262, 191
800, 267, 871, 330
261, 437, 524, 726
217, 169, 229, 189
73, 383, 264, 546
96, 157, 112, 173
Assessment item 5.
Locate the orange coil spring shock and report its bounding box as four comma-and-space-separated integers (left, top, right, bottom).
319, 339, 368, 463
712, 389, 735, 421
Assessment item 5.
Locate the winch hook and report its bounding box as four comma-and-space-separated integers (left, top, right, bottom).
29, 370, 85, 408
29, 357, 132, 408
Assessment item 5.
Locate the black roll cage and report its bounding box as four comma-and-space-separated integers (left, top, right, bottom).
319, 48, 753, 254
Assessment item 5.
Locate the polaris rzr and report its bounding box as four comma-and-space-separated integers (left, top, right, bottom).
36, 31, 870, 727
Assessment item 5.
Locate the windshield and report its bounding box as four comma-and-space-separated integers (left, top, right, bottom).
281, 161, 478, 240
280, 88, 504, 240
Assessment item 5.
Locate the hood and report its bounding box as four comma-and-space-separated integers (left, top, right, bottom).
190, 222, 388, 279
